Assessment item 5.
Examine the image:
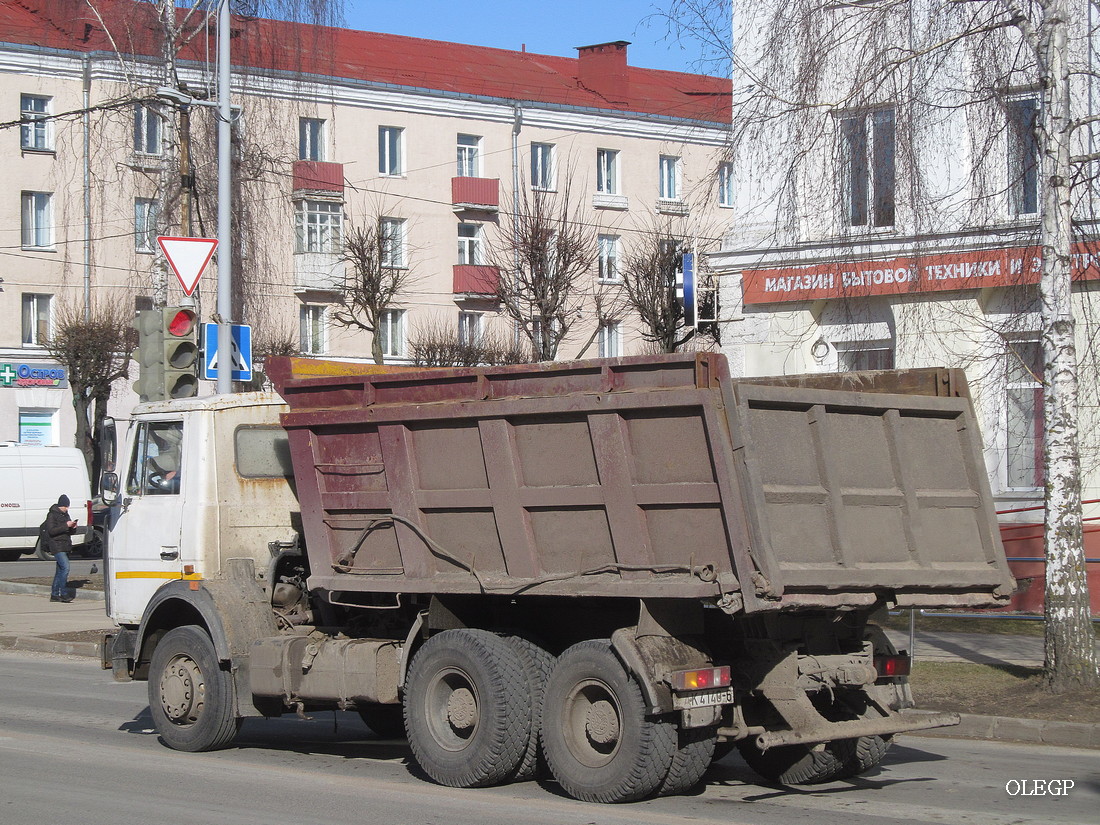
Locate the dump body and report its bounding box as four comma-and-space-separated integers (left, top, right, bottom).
271, 353, 1014, 613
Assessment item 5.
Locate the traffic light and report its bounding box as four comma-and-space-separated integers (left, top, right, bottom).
133, 309, 165, 402
162, 307, 199, 399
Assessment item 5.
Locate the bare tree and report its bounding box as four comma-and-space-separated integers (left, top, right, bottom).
409, 315, 529, 367
489, 179, 598, 361
330, 219, 417, 364
47, 300, 136, 487
666, 0, 1097, 691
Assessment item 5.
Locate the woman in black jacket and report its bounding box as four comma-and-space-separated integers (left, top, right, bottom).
46, 495, 77, 603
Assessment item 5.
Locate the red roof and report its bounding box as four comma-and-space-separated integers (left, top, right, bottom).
0, 0, 729, 124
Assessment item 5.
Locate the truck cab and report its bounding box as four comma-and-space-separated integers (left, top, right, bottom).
101, 393, 297, 624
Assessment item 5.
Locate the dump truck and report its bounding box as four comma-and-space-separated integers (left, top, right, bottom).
100, 353, 1015, 803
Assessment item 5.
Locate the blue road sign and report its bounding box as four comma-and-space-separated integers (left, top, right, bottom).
681, 252, 696, 326
203, 323, 252, 382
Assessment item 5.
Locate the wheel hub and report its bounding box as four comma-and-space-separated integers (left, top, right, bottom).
160, 655, 203, 723
585, 699, 620, 745
446, 687, 477, 731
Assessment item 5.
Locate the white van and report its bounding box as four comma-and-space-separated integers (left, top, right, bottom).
0, 444, 93, 561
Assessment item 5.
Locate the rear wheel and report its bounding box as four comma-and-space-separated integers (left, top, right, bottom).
541, 640, 677, 803
148, 625, 240, 752
658, 724, 717, 796
34, 538, 54, 561
404, 629, 531, 788
0, 549, 21, 562
736, 738, 847, 785
500, 634, 554, 782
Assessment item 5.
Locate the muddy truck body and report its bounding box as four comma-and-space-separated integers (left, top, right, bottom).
101, 353, 1014, 802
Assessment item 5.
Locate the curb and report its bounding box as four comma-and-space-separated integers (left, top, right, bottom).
0, 634, 103, 659
0, 579, 104, 601
910, 713, 1100, 750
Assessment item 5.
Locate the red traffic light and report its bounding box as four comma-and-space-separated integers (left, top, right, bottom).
167, 308, 196, 337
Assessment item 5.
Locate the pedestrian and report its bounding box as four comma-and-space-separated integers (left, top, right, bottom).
46, 494, 77, 603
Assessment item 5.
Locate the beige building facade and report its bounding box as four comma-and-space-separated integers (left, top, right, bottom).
0, 0, 730, 446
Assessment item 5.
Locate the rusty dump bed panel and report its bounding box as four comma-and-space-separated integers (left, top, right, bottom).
270, 354, 1014, 613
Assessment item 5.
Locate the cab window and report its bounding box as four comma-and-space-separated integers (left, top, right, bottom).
126, 421, 183, 495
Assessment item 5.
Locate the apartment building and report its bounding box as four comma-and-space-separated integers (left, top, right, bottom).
0, 0, 730, 445
709, 2, 1100, 519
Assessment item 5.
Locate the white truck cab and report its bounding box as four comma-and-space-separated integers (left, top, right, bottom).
101, 393, 297, 625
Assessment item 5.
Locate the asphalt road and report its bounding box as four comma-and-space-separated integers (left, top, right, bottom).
1, 650, 1097, 825
0, 556, 100, 579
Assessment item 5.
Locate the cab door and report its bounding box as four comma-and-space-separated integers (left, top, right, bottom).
107, 419, 186, 624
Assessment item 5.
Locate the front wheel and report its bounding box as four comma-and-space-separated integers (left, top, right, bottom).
148, 625, 240, 752
34, 537, 54, 561
541, 640, 677, 803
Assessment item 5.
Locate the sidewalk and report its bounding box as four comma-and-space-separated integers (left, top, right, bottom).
0, 579, 1096, 749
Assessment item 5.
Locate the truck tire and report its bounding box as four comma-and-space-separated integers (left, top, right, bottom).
736, 739, 845, 785
148, 625, 241, 752
658, 724, 717, 796
834, 734, 891, 778
34, 538, 54, 560
499, 634, 555, 782
404, 629, 531, 788
541, 639, 677, 803
358, 703, 406, 739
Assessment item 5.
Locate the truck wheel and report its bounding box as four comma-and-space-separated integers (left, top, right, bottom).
541, 640, 677, 803
833, 734, 891, 778
404, 629, 531, 788
499, 634, 555, 782
358, 703, 406, 739
34, 538, 55, 561
736, 739, 845, 785
148, 625, 241, 752
658, 724, 717, 796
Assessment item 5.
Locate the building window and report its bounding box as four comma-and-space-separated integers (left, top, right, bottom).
1008, 97, 1039, 216
1006, 340, 1044, 488
294, 200, 343, 253
458, 222, 482, 265
20, 94, 50, 151
531, 142, 555, 190
717, 162, 734, 207
299, 117, 325, 161
840, 108, 895, 228
381, 218, 406, 268
659, 155, 681, 200
598, 321, 622, 358
21, 293, 51, 346
598, 234, 620, 282
457, 134, 480, 177
835, 342, 895, 371
379, 126, 404, 176
135, 198, 158, 253
597, 149, 619, 195
21, 191, 52, 249
459, 311, 482, 345
299, 305, 326, 355
133, 103, 163, 155
379, 309, 405, 358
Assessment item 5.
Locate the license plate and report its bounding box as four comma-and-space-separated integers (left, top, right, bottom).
672, 686, 735, 710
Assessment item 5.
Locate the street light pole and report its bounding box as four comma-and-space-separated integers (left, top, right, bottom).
216, 0, 233, 394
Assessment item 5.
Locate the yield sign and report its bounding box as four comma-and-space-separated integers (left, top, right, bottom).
158, 236, 218, 297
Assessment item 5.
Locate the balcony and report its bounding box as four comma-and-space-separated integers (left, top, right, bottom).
293, 160, 344, 194
452, 177, 499, 212
453, 265, 500, 296
295, 252, 344, 294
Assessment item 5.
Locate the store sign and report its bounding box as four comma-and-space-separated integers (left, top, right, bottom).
0, 362, 69, 389
742, 242, 1100, 305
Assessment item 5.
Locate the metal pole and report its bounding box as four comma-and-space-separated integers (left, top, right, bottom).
82, 56, 91, 323
216, 0, 232, 394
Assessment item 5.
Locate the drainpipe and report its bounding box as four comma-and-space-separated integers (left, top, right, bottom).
83, 55, 92, 322
511, 104, 522, 279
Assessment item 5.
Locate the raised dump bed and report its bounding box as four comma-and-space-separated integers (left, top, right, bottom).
271, 353, 1014, 613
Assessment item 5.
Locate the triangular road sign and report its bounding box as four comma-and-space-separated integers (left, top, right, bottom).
158, 236, 218, 297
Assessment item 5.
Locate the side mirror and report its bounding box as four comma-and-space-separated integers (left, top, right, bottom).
100, 472, 119, 505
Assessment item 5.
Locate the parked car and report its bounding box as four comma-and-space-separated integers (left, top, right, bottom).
0, 444, 94, 561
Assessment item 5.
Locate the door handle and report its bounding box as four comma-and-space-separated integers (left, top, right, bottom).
160, 549, 179, 561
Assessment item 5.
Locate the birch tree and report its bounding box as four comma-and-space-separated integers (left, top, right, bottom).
663, 0, 1097, 691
